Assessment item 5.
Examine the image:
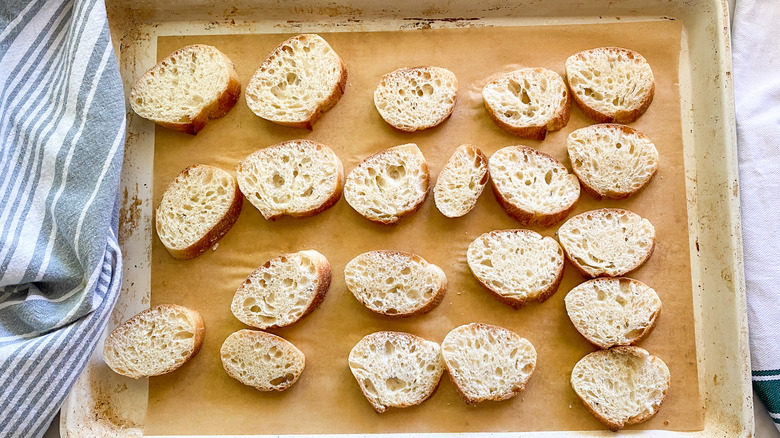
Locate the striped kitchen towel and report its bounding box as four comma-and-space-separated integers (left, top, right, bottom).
0, 0, 126, 436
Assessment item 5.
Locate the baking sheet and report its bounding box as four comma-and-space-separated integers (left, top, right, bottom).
146, 21, 702, 434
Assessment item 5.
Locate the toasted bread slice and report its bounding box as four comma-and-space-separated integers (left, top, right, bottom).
155, 164, 243, 260
236, 140, 343, 220
433, 145, 489, 218
557, 208, 656, 278
571, 347, 670, 431
231, 250, 330, 329
245, 34, 347, 129
565, 47, 655, 123
565, 277, 661, 348
103, 304, 204, 379
344, 250, 447, 317
442, 323, 537, 405
373, 66, 458, 132
130, 44, 241, 134
220, 330, 305, 391
344, 144, 429, 224
348, 331, 444, 413
489, 145, 580, 227
482, 68, 571, 140
467, 229, 565, 309
568, 124, 659, 200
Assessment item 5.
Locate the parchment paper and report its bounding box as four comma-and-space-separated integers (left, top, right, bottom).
146, 20, 703, 434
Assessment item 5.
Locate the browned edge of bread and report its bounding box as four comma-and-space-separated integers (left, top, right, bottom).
568, 79, 655, 125
483, 85, 572, 140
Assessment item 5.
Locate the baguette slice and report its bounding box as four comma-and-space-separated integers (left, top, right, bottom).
557, 209, 656, 278
155, 164, 243, 260
130, 44, 241, 134
489, 145, 580, 227
571, 347, 670, 430
433, 145, 489, 218
103, 305, 204, 379
344, 144, 429, 224
568, 124, 659, 200
373, 66, 458, 132
467, 229, 565, 309
442, 323, 537, 405
231, 250, 330, 329
344, 250, 447, 317
246, 34, 347, 129
220, 330, 305, 391
566, 47, 655, 123
565, 278, 661, 348
236, 140, 343, 220
482, 68, 571, 140
348, 331, 444, 413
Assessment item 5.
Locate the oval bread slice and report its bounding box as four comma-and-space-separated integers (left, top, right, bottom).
348, 331, 444, 413
482, 68, 571, 140
489, 145, 580, 227
236, 140, 343, 220
571, 346, 670, 431
130, 44, 241, 134
467, 229, 565, 308
565, 277, 661, 348
374, 66, 458, 132
442, 323, 537, 405
103, 304, 204, 379
344, 144, 430, 224
568, 124, 659, 200
433, 144, 489, 218
565, 47, 655, 123
231, 250, 330, 329
155, 164, 243, 260
557, 208, 656, 278
220, 330, 305, 391
344, 250, 447, 317
246, 34, 347, 129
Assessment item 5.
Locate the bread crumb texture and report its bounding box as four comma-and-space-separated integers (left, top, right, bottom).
433, 145, 489, 218
374, 66, 457, 132
220, 330, 305, 391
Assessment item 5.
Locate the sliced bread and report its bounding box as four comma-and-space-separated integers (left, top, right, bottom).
565, 277, 661, 349
568, 124, 659, 200
344, 250, 447, 317
155, 164, 243, 260
348, 331, 444, 413
571, 346, 670, 430
103, 304, 204, 379
236, 140, 343, 220
433, 144, 489, 218
467, 229, 565, 309
482, 68, 571, 140
343, 143, 429, 224
565, 47, 655, 123
245, 34, 347, 129
220, 329, 305, 391
557, 208, 656, 278
489, 145, 580, 227
231, 250, 330, 329
441, 323, 537, 405
130, 44, 241, 135
373, 66, 458, 132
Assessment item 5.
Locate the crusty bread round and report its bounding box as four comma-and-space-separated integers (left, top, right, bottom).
220, 330, 305, 391
565, 47, 655, 123
433, 144, 489, 218
467, 229, 565, 308
155, 164, 243, 260
571, 346, 670, 431
373, 66, 458, 132
130, 44, 241, 135
442, 323, 536, 405
344, 250, 447, 317
231, 250, 330, 329
103, 304, 204, 379
565, 277, 661, 348
482, 68, 571, 140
